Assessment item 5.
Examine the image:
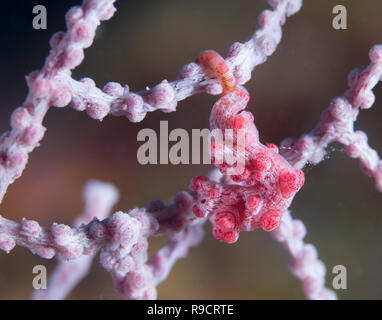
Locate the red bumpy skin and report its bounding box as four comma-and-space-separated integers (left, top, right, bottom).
191, 86, 305, 243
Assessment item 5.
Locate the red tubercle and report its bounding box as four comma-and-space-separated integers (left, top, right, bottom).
222, 231, 239, 244
258, 210, 281, 231
251, 153, 272, 171
214, 211, 236, 230
254, 171, 264, 181
247, 195, 261, 211
190, 176, 210, 191
233, 114, 246, 129
212, 228, 238, 244
231, 168, 250, 183
209, 188, 220, 198
231, 175, 244, 183
216, 161, 230, 175
278, 169, 305, 199
266, 143, 279, 153
246, 177, 256, 186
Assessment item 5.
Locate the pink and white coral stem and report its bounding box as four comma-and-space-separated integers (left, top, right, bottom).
271, 211, 336, 299
0, 0, 117, 205
67, 0, 303, 122
31, 180, 119, 300
101, 192, 204, 300
2, 0, 381, 300
0, 188, 203, 300
0, 0, 301, 206
280, 45, 382, 191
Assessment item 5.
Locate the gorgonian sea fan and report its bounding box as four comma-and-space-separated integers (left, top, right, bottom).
0, 0, 381, 300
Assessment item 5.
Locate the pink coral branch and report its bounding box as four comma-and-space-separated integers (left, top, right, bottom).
149, 225, 204, 287
280, 45, 382, 191
0, 0, 117, 205
0, 0, 301, 207
3, 0, 379, 300
0, 0, 328, 300
271, 211, 336, 300
0, 211, 123, 260
274, 45, 382, 300
31, 180, 119, 300
147, 196, 205, 287
100, 192, 204, 300
66, 0, 303, 122
0, 188, 204, 300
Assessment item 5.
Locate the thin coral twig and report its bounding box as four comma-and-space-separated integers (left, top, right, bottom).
67, 0, 303, 122
3, 0, 377, 300
280, 45, 382, 191
0, 0, 117, 205
271, 211, 336, 299
31, 180, 119, 300
0, 0, 302, 206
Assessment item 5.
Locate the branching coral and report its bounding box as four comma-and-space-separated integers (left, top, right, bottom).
0, 0, 381, 300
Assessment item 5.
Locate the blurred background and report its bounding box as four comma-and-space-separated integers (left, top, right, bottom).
0, 0, 382, 299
